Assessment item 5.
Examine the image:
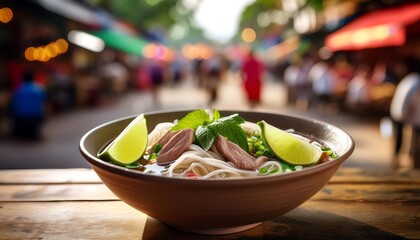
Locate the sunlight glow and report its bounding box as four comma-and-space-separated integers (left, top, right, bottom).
193, 0, 255, 43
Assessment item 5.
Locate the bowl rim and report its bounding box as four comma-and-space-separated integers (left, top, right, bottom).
79, 109, 355, 185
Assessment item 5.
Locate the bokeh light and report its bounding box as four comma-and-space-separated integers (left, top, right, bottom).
24, 47, 36, 61
181, 43, 213, 60
68, 30, 105, 53
55, 39, 69, 53
241, 28, 256, 43
142, 43, 174, 61
0, 7, 13, 23
24, 39, 69, 62
143, 43, 157, 59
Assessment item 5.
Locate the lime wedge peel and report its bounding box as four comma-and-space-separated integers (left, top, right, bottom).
258, 121, 322, 166
98, 114, 148, 166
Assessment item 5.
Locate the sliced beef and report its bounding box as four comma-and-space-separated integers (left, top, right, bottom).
157, 128, 194, 166
214, 135, 267, 171
147, 130, 177, 154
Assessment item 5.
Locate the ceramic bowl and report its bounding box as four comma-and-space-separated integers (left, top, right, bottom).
79, 110, 354, 235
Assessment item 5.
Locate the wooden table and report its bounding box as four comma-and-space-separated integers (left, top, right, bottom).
1, 168, 419, 239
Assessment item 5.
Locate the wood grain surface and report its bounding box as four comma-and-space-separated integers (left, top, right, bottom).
0, 168, 419, 240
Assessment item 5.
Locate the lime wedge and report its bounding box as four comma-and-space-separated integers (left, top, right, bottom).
98, 114, 148, 166
258, 121, 322, 166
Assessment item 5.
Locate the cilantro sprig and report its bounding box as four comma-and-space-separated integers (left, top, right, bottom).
171, 109, 248, 151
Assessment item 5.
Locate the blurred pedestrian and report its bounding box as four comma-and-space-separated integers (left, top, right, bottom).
192, 58, 205, 88
11, 71, 46, 140
346, 65, 372, 108
390, 65, 420, 168
170, 58, 184, 86
48, 65, 75, 112
206, 55, 222, 104
149, 60, 164, 104
283, 57, 301, 104
241, 50, 264, 107
308, 59, 337, 108
283, 54, 314, 106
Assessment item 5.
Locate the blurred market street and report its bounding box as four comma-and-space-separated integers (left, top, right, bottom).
1, 0, 419, 170
1, 1, 419, 239
0, 73, 400, 170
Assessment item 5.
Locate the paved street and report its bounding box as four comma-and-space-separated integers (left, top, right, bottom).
0, 73, 405, 170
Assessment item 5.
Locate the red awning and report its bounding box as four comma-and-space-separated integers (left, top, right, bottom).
325, 3, 420, 51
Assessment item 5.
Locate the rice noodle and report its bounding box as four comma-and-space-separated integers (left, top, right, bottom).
162, 144, 283, 179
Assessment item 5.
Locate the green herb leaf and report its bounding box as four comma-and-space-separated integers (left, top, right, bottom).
259, 165, 279, 174
196, 125, 217, 151
280, 161, 295, 171
207, 114, 248, 151
171, 109, 210, 131
217, 113, 245, 125
171, 110, 248, 152
153, 143, 162, 153
321, 146, 338, 159
212, 109, 221, 120
247, 135, 275, 158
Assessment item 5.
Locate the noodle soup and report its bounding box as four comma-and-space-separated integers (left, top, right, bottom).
98, 109, 337, 179
81, 110, 354, 234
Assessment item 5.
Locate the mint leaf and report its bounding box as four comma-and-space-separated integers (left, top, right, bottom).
172, 109, 210, 131
196, 125, 217, 151
207, 114, 248, 151
217, 113, 245, 126
171, 110, 248, 152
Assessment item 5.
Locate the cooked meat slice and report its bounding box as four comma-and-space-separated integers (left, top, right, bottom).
157, 128, 194, 166
147, 130, 177, 154
214, 135, 267, 170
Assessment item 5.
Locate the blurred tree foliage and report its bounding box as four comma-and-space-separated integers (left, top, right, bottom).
239, 0, 323, 29
237, 0, 324, 43
235, 0, 281, 43
94, 0, 178, 29
240, 0, 279, 27
92, 0, 206, 43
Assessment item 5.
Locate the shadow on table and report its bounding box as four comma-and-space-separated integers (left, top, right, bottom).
142, 207, 408, 240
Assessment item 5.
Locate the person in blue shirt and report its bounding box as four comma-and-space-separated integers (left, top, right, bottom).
11, 71, 46, 139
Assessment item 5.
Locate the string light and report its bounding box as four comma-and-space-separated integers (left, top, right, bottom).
142, 43, 174, 62
181, 43, 213, 60
24, 39, 69, 62
0, 7, 13, 23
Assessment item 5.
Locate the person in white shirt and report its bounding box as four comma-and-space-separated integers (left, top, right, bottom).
390, 69, 420, 168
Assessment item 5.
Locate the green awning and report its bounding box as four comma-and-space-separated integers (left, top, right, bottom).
91, 29, 148, 56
